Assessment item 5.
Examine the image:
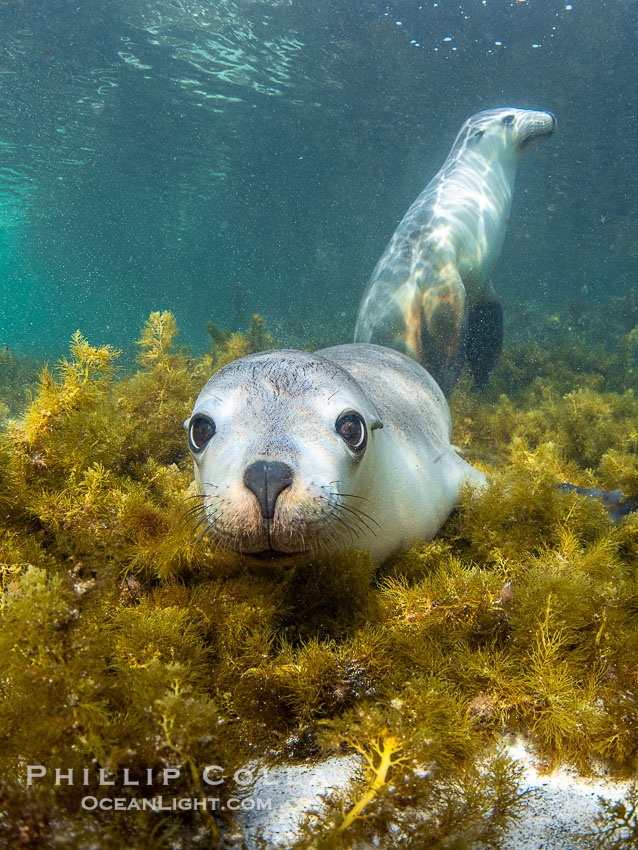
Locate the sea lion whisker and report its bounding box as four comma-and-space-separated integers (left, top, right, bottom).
190, 504, 227, 540
194, 523, 215, 545
318, 494, 379, 537
182, 503, 208, 520
189, 506, 213, 526
327, 511, 361, 543
200, 522, 235, 552
185, 497, 203, 511
180, 509, 201, 528
182, 495, 209, 510
325, 532, 341, 551
325, 482, 372, 503
334, 500, 382, 531
182, 506, 211, 531
313, 532, 336, 555
323, 500, 375, 537
192, 523, 215, 543
334, 504, 379, 537
320, 517, 350, 547
206, 529, 220, 549
207, 533, 225, 555
182, 515, 204, 534
191, 516, 210, 537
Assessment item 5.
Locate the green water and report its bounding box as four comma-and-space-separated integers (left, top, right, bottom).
0, 0, 635, 359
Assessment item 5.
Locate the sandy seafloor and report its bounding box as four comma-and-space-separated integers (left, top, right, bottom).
236, 737, 630, 849
499, 739, 629, 849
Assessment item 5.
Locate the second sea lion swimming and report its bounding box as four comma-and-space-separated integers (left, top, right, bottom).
354, 107, 556, 394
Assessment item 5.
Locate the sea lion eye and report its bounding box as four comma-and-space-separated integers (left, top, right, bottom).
502, 114, 515, 125
470, 129, 484, 140
336, 412, 367, 452
189, 415, 216, 452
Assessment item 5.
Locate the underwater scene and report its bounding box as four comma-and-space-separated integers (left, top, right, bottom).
2, 0, 638, 848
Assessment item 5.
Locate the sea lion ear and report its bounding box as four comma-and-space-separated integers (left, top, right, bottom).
370, 418, 384, 431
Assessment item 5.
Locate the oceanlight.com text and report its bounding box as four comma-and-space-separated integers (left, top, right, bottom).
81, 795, 272, 812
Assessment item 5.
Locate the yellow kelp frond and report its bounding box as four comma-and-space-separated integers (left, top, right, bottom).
60, 329, 120, 390
337, 732, 407, 832
6, 332, 120, 484
136, 310, 179, 371
201, 313, 277, 375
22, 330, 119, 437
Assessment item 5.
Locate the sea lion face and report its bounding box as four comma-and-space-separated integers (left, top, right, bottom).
186, 350, 382, 560
453, 107, 556, 161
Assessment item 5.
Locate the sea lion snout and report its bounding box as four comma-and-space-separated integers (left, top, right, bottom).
515, 108, 556, 151
243, 460, 294, 521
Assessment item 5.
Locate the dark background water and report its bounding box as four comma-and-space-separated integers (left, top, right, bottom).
0, 0, 635, 359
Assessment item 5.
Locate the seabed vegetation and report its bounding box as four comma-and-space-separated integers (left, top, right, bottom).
1, 308, 638, 849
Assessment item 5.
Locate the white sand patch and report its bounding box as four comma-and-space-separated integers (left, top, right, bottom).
238, 756, 359, 849
237, 738, 631, 849
501, 737, 630, 850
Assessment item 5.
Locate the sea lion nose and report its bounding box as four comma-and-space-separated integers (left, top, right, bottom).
243, 460, 293, 520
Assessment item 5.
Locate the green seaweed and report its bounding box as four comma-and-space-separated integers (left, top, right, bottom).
0, 345, 41, 417
202, 313, 277, 374
136, 311, 180, 371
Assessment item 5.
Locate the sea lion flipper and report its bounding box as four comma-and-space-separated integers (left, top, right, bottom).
558, 483, 638, 522
466, 301, 503, 391
419, 267, 467, 395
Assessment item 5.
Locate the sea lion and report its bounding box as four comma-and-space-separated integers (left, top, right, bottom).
354, 107, 556, 394
186, 343, 485, 563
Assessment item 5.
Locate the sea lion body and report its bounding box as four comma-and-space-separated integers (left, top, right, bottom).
354, 107, 555, 393
187, 343, 485, 563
